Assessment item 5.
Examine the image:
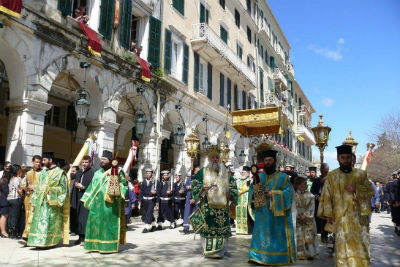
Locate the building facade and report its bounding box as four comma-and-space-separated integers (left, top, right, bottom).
0, 0, 316, 180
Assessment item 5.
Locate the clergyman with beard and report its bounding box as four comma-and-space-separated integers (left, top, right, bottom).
248, 149, 296, 265
191, 145, 238, 258
81, 150, 128, 253
318, 145, 374, 267
27, 152, 69, 248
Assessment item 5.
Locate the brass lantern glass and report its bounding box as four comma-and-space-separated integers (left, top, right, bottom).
185, 131, 200, 169
311, 114, 331, 163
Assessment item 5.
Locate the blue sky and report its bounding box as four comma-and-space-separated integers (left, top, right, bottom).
268, 0, 400, 168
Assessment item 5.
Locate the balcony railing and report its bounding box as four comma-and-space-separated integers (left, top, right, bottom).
192, 23, 256, 86
265, 93, 281, 107
273, 68, 288, 89
286, 62, 295, 77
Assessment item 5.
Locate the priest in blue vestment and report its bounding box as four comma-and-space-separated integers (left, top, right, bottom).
248, 149, 296, 265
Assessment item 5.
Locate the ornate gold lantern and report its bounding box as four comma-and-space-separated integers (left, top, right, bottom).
185, 129, 200, 169
220, 141, 230, 164
342, 130, 358, 154
311, 114, 331, 163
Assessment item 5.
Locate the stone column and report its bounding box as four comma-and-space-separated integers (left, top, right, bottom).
116, 117, 135, 151
6, 98, 52, 165
86, 120, 120, 168
136, 134, 158, 182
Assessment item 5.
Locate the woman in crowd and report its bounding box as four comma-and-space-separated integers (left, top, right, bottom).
7, 168, 25, 238
0, 172, 10, 237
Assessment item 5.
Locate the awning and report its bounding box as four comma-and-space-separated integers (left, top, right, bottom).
136, 55, 151, 82
0, 0, 22, 18
232, 106, 282, 137
79, 22, 102, 57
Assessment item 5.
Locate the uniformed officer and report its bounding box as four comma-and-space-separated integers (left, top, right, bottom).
156, 170, 175, 230
139, 169, 159, 233
173, 173, 186, 226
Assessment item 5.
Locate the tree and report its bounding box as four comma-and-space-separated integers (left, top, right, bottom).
367, 112, 400, 183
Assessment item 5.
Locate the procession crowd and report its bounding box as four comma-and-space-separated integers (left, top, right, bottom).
0, 144, 399, 267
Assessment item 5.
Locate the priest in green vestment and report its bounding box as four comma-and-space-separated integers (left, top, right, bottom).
236, 166, 254, 234
248, 149, 296, 265
27, 152, 69, 247
191, 145, 238, 258
81, 150, 128, 253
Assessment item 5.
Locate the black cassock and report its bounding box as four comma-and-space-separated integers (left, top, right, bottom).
70, 167, 95, 235
310, 176, 327, 238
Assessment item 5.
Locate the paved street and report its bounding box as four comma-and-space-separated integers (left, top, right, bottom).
0, 212, 399, 267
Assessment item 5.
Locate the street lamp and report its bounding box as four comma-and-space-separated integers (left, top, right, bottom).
239, 150, 246, 164
174, 125, 185, 146
74, 62, 91, 121
185, 129, 200, 169
202, 116, 211, 151
311, 114, 331, 164
342, 130, 358, 154
135, 87, 147, 136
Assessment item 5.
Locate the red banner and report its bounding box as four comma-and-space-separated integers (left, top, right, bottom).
0, 0, 22, 18
136, 55, 151, 82
78, 22, 102, 57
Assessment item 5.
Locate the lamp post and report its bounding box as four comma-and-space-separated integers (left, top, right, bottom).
184, 129, 200, 169
174, 125, 185, 146
74, 62, 91, 121
135, 87, 147, 136
342, 130, 358, 154
311, 114, 331, 164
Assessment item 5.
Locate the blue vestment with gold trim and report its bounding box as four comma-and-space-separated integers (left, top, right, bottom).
248, 171, 296, 265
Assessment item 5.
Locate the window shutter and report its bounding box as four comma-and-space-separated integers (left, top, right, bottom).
206, 9, 209, 24
242, 91, 246, 109
219, 0, 225, 9
207, 63, 213, 100
219, 73, 225, 106
270, 56, 275, 69
148, 16, 161, 67
182, 43, 189, 84
164, 29, 172, 74
194, 52, 200, 92
58, 0, 72, 16
234, 85, 238, 110
265, 50, 269, 65
220, 26, 227, 43
120, 0, 132, 50
99, 0, 115, 40
200, 3, 205, 23
227, 78, 231, 108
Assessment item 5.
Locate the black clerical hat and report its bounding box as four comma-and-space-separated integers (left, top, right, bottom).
308, 166, 317, 172
102, 150, 113, 160
336, 145, 352, 155
42, 152, 55, 160
262, 150, 277, 160
243, 166, 251, 172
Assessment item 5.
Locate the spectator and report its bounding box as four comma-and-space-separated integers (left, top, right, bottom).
0, 171, 10, 237
7, 168, 25, 238
370, 180, 380, 217
74, 7, 90, 24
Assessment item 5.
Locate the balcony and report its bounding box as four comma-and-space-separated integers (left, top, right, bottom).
134, 0, 155, 14
260, 25, 271, 41
265, 93, 281, 107
286, 62, 295, 77
295, 124, 316, 146
273, 68, 288, 89
191, 23, 256, 88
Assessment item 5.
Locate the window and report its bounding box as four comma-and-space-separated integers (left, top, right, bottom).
173, 0, 184, 16
165, 30, 188, 83
260, 10, 264, 27
234, 85, 239, 110
220, 73, 225, 107
247, 55, 255, 72
200, 2, 209, 24
268, 77, 274, 93
219, 0, 225, 9
259, 44, 264, 59
199, 62, 205, 94
269, 56, 275, 69
235, 9, 240, 28
259, 68, 264, 103
247, 27, 252, 43
227, 78, 232, 108
236, 42, 243, 59
246, 0, 251, 14
220, 25, 228, 43
264, 50, 269, 65
242, 91, 247, 110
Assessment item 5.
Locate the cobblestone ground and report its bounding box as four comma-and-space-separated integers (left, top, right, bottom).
0, 212, 399, 267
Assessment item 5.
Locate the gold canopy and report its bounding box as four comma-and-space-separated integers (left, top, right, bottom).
232, 107, 282, 137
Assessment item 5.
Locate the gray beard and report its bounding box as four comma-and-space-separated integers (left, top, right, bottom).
208, 162, 220, 172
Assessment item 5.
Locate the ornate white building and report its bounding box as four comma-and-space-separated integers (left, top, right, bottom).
0, 0, 316, 181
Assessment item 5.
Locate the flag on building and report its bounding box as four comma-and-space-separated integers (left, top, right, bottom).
0, 0, 22, 18
78, 22, 102, 57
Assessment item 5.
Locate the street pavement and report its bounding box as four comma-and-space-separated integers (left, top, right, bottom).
0, 212, 399, 267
